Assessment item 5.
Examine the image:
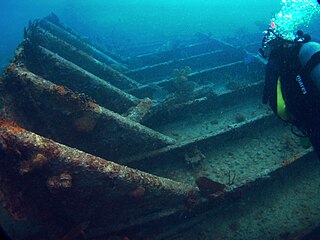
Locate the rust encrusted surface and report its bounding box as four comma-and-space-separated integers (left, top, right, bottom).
0, 120, 198, 229
2, 62, 175, 161
30, 25, 139, 90
23, 44, 137, 114
38, 18, 126, 69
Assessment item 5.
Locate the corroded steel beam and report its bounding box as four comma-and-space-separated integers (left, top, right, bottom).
0, 120, 198, 236
30, 27, 139, 90
22, 44, 138, 114
2, 63, 175, 161
37, 19, 127, 70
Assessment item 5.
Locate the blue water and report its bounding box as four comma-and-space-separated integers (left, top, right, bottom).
0, 0, 280, 72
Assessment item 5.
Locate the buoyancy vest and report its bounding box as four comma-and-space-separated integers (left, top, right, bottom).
277, 42, 320, 132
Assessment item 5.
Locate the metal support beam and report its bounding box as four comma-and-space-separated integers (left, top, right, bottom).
23, 45, 138, 114
38, 19, 127, 70
32, 27, 139, 90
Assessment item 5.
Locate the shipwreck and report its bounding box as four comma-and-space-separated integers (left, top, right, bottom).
0, 14, 319, 240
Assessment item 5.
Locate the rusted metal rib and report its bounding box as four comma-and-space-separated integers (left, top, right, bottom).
0, 120, 198, 232
23, 44, 138, 114
30, 26, 139, 90
37, 19, 127, 70
2, 64, 175, 161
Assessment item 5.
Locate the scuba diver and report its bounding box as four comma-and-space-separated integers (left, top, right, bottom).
259, 24, 320, 159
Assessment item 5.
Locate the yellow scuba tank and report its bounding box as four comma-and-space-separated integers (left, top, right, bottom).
276, 78, 289, 121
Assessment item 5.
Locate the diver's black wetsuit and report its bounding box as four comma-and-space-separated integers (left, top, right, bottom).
263, 43, 320, 159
